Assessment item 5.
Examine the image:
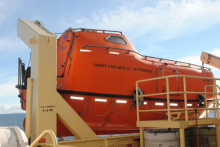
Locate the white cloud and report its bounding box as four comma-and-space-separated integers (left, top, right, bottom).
63, 0, 220, 42
176, 48, 220, 85
0, 76, 18, 98
0, 75, 24, 114
0, 37, 13, 49
178, 53, 202, 66
0, 104, 25, 114
140, 45, 176, 54
0, 36, 29, 58
177, 48, 220, 71
0, 75, 25, 114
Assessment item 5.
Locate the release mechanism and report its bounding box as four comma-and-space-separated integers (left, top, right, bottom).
133, 87, 144, 107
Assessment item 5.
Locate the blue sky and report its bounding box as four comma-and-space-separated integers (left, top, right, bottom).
0, 0, 220, 113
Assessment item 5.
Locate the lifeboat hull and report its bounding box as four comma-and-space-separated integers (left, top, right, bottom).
17, 29, 214, 136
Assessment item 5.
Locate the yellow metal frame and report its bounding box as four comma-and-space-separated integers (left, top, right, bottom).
28, 129, 140, 147
29, 129, 67, 147
17, 19, 139, 147
17, 19, 97, 142
136, 75, 220, 147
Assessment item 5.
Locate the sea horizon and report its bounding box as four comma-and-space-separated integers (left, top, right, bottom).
0, 113, 25, 130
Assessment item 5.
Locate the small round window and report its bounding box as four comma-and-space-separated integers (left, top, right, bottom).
106, 35, 127, 45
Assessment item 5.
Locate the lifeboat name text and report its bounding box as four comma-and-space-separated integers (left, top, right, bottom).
94, 63, 152, 73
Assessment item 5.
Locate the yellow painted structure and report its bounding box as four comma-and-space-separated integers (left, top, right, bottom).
136, 75, 220, 147
17, 19, 139, 147
17, 19, 97, 141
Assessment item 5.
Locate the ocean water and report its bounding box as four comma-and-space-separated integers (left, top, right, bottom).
0, 113, 119, 140
0, 113, 25, 130
0, 113, 75, 140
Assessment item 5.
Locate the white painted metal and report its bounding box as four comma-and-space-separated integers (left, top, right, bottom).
0, 126, 29, 147
144, 131, 179, 141
144, 131, 180, 147
201, 51, 220, 69
145, 141, 180, 147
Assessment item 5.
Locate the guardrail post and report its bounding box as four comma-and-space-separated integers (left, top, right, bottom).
216, 125, 220, 147
166, 77, 171, 121
136, 82, 140, 121
183, 77, 188, 121
205, 86, 208, 118
179, 128, 185, 147
217, 86, 220, 119
104, 138, 108, 147
213, 84, 216, 118
217, 102, 219, 119
140, 127, 144, 147
25, 78, 34, 139
214, 81, 218, 119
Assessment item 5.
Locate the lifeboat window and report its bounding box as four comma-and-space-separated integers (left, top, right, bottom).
155, 102, 164, 106
170, 103, 178, 106
80, 49, 92, 52
116, 100, 127, 103
135, 55, 142, 59
70, 96, 84, 100
109, 51, 120, 55
95, 98, 107, 102
106, 35, 127, 45
187, 103, 192, 107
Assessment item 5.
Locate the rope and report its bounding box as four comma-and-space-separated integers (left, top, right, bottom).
80, 98, 90, 117
132, 104, 136, 113
140, 103, 152, 115
89, 99, 113, 117
131, 103, 152, 115
113, 102, 132, 115
81, 99, 152, 116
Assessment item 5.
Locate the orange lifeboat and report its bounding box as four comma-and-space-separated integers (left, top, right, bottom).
16, 28, 214, 136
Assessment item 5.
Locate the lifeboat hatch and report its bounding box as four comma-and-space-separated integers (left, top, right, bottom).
57, 32, 75, 76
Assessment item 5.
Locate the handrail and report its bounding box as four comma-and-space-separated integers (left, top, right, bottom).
72, 28, 123, 34
139, 108, 217, 112
83, 45, 211, 71
205, 84, 220, 119
31, 129, 139, 147
30, 129, 74, 147
136, 75, 220, 83
59, 134, 139, 144
136, 75, 220, 122
139, 91, 218, 97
